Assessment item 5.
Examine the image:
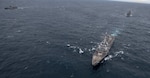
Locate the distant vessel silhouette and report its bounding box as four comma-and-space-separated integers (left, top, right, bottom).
92, 33, 115, 66
126, 10, 132, 17
4, 6, 18, 10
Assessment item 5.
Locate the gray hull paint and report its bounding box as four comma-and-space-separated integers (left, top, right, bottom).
126, 10, 132, 17
4, 6, 17, 10
92, 34, 115, 66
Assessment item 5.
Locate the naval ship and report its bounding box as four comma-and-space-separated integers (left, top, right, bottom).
126, 10, 132, 17
4, 6, 18, 10
92, 33, 115, 66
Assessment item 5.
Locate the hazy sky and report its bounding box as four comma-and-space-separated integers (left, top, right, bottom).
111, 0, 150, 4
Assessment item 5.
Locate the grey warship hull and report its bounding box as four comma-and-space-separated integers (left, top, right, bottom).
92, 34, 115, 66
4, 6, 17, 10
126, 10, 132, 17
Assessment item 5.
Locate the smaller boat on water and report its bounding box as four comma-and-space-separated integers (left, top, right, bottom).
4, 6, 18, 10
92, 33, 115, 66
126, 10, 132, 17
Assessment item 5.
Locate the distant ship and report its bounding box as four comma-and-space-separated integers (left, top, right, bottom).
92, 33, 115, 66
126, 10, 132, 17
4, 6, 18, 10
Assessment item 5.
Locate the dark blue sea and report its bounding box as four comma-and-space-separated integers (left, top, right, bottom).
0, 0, 150, 78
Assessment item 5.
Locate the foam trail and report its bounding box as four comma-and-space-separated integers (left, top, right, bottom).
111, 29, 121, 36
104, 50, 124, 61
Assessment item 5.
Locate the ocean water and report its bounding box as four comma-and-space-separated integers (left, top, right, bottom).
0, 0, 150, 78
